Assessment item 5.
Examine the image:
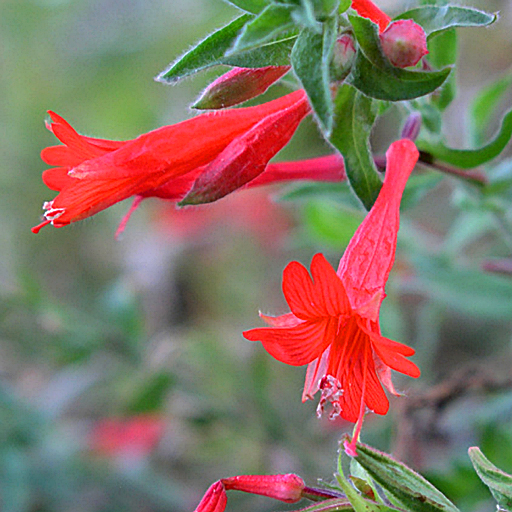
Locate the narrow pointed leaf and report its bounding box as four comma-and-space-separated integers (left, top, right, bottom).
329, 84, 381, 210
223, 36, 297, 67
394, 6, 497, 38
232, 5, 295, 52
347, 15, 451, 101
336, 466, 405, 512
418, 109, 512, 168
470, 72, 512, 146
469, 447, 512, 510
157, 15, 252, 83
291, 18, 337, 135
223, 0, 270, 13
290, 498, 353, 511
351, 439, 460, 512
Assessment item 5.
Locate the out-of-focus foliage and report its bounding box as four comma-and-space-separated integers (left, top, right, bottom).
2, 0, 512, 511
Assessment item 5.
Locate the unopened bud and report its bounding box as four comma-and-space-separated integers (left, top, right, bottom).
379, 20, 428, 68
401, 112, 422, 141
193, 66, 290, 109
331, 34, 356, 81
222, 474, 305, 503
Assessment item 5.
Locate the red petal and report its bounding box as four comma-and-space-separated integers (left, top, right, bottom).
243, 317, 336, 366
283, 255, 350, 320
42, 167, 74, 191
193, 481, 227, 512
370, 333, 420, 378
351, 0, 391, 32
337, 139, 419, 309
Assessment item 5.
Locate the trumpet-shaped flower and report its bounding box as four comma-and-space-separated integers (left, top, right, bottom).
244, 140, 421, 455
32, 90, 310, 233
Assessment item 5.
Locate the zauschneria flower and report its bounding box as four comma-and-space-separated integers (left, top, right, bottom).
244, 139, 421, 456
32, 90, 309, 233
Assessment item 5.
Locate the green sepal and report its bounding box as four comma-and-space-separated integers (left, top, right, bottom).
329, 84, 382, 211
394, 5, 497, 38
223, 0, 269, 13
418, 109, 512, 168
469, 447, 512, 511
157, 15, 252, 83
231, 4, 295, 52
291, 17, 337, 135
350, 438, 460, 512
347, 15, 451, 101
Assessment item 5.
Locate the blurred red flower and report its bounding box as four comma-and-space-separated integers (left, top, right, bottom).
244, 140, 421, 455
89, 414, 164, 458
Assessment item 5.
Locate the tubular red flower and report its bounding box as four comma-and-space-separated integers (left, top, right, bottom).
244, 140, 421, 454
32, 90, 309, 233
193, 474, 305, 512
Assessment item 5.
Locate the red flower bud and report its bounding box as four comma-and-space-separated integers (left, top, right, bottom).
222, 474, 305, 502
379, 20, 428, 68
331, 34, 356, 81
193, 66, 290, 109
193, 474, 305, 512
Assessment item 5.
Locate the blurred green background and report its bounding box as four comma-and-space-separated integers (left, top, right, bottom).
2, 0, 512, 510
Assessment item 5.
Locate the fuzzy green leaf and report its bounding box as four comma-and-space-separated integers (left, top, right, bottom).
157, 15, 252, 83
418, 109, 512, 168
329, 84, 382, 210
395, 5, 497, 38
347, 15, 451, 101
232, 4, 295, 51
222, 36, 296, 67
223, 0, 269, 13
291, 18, 337, 135
352, 439, 460, 512
469, 447, 512, 510
470, 72, 512, 146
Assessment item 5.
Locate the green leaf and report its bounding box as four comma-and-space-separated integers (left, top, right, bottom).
156, 15, 252, 83
329, 84, 382, 210
351, 439, 460, 512
223, 0, 269, 13
222, 36, 296, 67
347, 15, 451, 101
418, 109, 512, 168
469, 447, 512, 510
291, 18, 337, 135
289, 498, 353, 511
304, 200, 363, 249
470, 72, 512, 146
232, 4, 295, 51
336, 463, 405, 512
427, 29, 457, 110
394, 6, 497, 38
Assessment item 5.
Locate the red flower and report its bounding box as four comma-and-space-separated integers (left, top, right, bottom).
244, 139, 421, 455
193, 474, 305, 512
32, 90, 309, 233
89, 414, 164, 458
